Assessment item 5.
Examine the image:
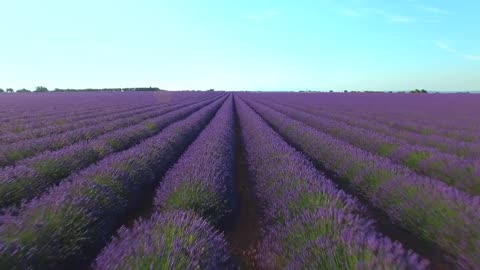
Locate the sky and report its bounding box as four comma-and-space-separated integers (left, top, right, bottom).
1, 0, 479, 92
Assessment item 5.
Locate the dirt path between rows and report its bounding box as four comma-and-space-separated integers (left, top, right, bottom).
223, 105, 263, 269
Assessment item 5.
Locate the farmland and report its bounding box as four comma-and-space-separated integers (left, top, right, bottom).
0, 91, 479, 269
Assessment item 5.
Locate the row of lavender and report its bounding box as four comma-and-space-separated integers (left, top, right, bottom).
236, 97, 427, 269
94, 96, 236, 269
0, 103, 141, 134
0, 93, 132, 124
0, 103, 130, 134
0, 96, 223, 208
251, 94, 480, 159
0, 94, 217, 145
241, 96, 480, 268
290, 93, 480, 142
0, 96, 226, 269
0, 91, 207, 120
0, 91, 476, 269
0, 93, 216, 143
0, 94, 221, 167
0, 92, 217, 134
0, 103, 159, 144
0, 92, 158, 131
93, 96, 426, 269
255, 100, 480, 195
286, 102, 480, 159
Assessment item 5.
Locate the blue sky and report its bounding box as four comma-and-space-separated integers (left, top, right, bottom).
1, 0, 479, 91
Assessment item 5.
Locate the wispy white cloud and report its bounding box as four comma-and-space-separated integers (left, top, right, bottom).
465, 54, 480, 61
385, 14, 416, 23
434, 41, 458, 53
418, 5, 450, 15
370, 9, 417, 23
244, 9, 280, 22
435, 41, 480, 61
338, 9, 362, 17
338, 7, 416, 23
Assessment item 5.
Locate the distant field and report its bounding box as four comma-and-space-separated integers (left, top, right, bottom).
0, 91, 478, 269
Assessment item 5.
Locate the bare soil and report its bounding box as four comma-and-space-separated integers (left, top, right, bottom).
223, 105, 263, 270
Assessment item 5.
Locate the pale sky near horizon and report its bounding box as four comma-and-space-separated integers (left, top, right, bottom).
1, 0, 479, 92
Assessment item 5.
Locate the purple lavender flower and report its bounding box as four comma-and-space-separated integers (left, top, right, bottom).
0, 97, 226, 269
0, 96, 222, 208
235, 96, 426, 269
241, 96, 480, 268
94, 211, 232, 270
257, 100, 480, 196
0, 95, 220, 167
155, 97, 235, 225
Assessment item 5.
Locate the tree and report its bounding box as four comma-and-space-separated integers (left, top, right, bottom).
0, 88, 4, 93
410, 89, 428, 94
35, 86, 49, 92
6, 88, 14, 93
16, 88, 31, 93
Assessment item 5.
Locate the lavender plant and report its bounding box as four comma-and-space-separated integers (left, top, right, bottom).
94, 211, 231, 270
0, 97, 225, 269
236, 97, 426, 269
0, 96, 221, 167
242, 97, 480, 268
258, 100, 480, 195
0, 96, 223, 208
94, 97, 235, 269
0, 94, 216, 144
155, 96, 235, 225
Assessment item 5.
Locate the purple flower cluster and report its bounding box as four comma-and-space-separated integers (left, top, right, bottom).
286, 224, 426, 270
0, 92, 160, 134
155, 96, 235, 224
0, 91, 217, 135
235, 97, 427, 269
242, 97, 480, 268
255, 92, 480, 157
342, 103, 480, 144
271, 209, 427, 270
318, 105, 480, 159
94, 211, 231, 270
0, 96, 222, 208
0, 103, 159, 144
0, 93, 217, 144
0, 97, 225, 269
0, 104, 125, 135
0, 95, 220, 168
94, 97, 235, 269
259, 100, 480, 195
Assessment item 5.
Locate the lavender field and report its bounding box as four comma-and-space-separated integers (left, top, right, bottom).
0, 91, 479, 270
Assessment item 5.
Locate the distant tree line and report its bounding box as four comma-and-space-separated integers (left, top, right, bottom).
0, 88, 14, 93
16, 88, 31, 93
35, 86, 49, 92
0, 86, 50, 93
181, 89, 225, 92
299, 89, 429, 94
52, 87, 163, 92
300, 90, 396, 93
409, 89, 428, 94
0, 87, 164, 93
